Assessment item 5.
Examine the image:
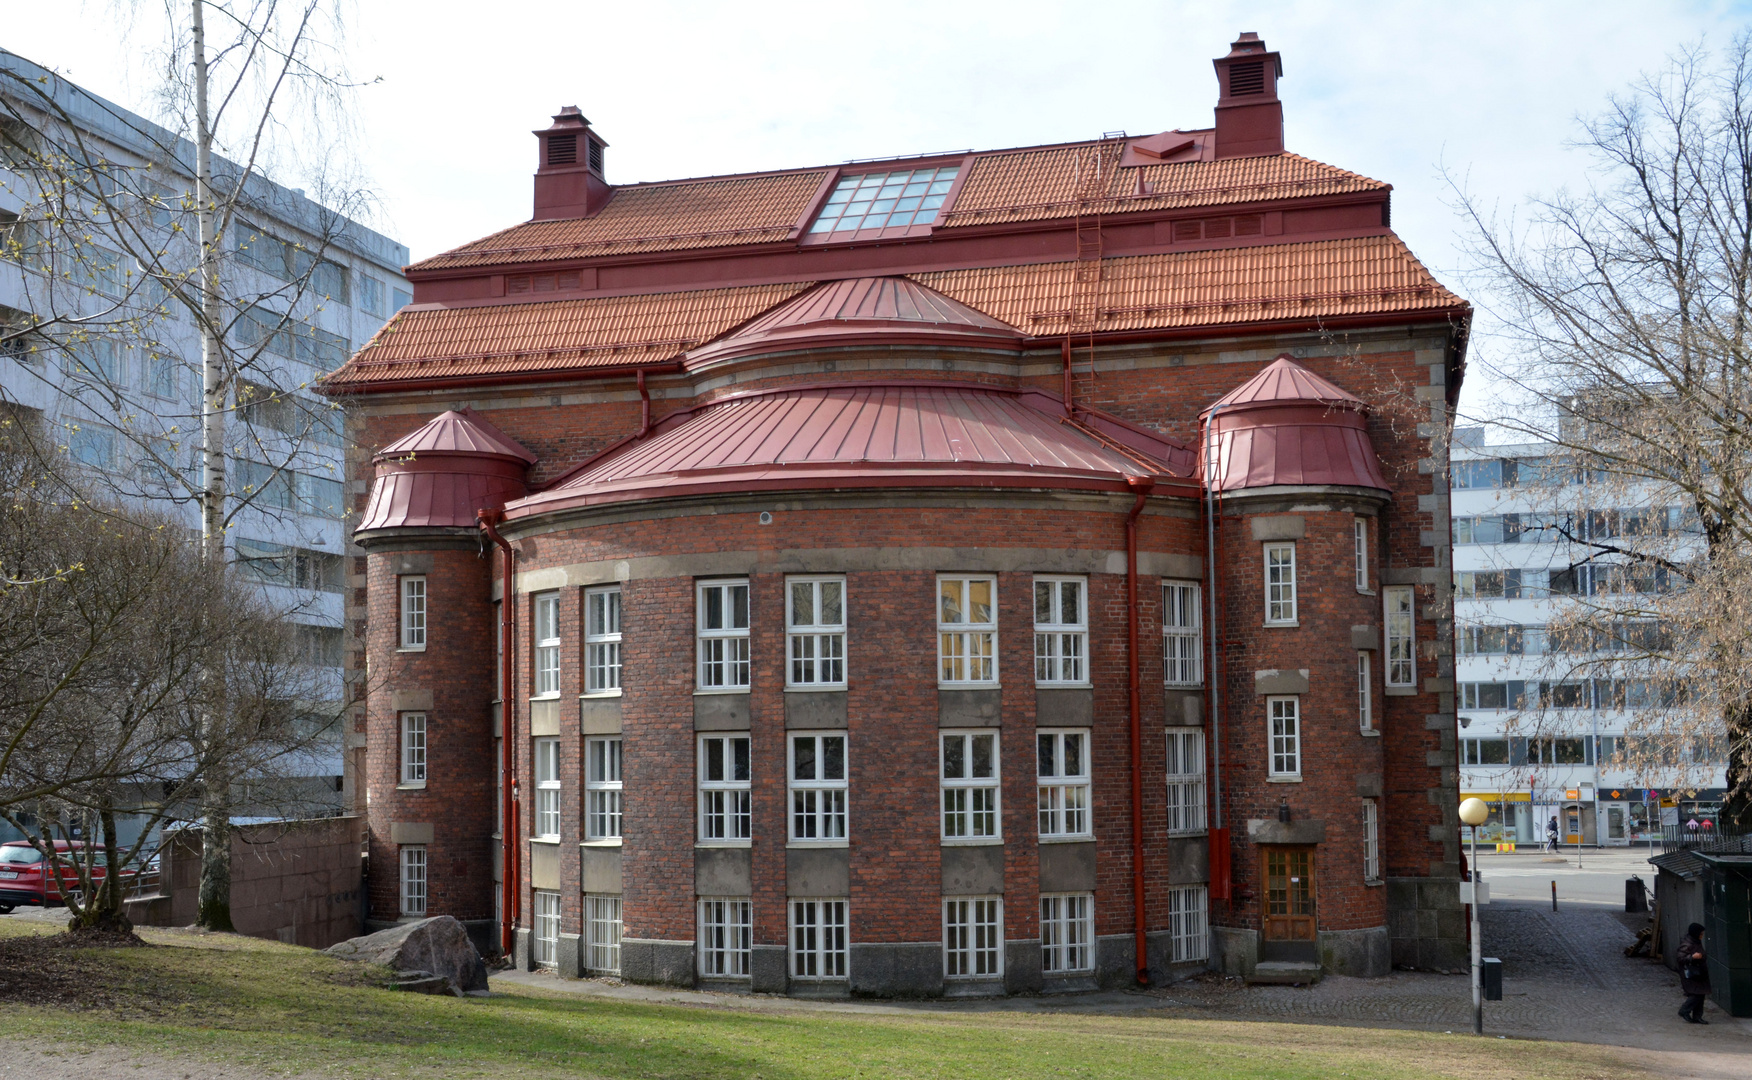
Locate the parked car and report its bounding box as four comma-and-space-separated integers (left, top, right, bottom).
0, 840, 138, 913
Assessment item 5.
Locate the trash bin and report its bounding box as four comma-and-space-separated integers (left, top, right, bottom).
1626, 876, 1648, 913
1482, 957, 1502, 1001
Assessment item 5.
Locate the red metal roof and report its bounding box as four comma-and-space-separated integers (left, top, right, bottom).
357, 409, 535, 533
509, 384, 1189, 517
376, 408, 537, 462
685, 277, 1021, 366
1200, 355, 1388, 492
1202, 355, 1363, 414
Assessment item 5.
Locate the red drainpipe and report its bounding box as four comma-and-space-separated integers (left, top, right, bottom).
478, 509, 519, 958
1061, 337, 1074, 415
1125, 475, 1155, 984
637, 369, 651, 436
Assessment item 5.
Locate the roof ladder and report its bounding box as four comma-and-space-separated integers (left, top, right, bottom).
1068, 134, 1126, 407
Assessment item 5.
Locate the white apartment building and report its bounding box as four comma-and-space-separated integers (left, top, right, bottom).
0, 50, 410, 818
1451, 426, 1729, 848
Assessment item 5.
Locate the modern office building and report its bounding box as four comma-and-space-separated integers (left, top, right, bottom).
0, 49, 412, 815
330, 33, 1473, 991
1450, 426, 1729, 847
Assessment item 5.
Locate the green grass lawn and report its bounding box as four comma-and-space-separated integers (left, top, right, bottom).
0, 920, 1645, 1080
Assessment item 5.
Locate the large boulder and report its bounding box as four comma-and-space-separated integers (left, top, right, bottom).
325, 916, 489, 995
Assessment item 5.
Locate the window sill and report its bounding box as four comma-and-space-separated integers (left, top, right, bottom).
1035, 682, 1092, 690
1263, 621, 1300, 629
1165, 683, 1205, 690
581, 838, 623, 848
1358, 589, 1377, 597
784, 685, 847, 693
1360, 729, 1382, 738
1364, 878, 1384, 888
938, 683, 1001, 691
1383, 686, 1418, 697
1165, 829, 1209, 839
1038, 835, 1094, 844
580, 690, 623, 700
529, 837, 561, 846
396, 646, 427, 654
529, 694, 561, 703
694, 687, 751, 696
694, 841, 752, 850
785, 841, 849, 850
395, 782, 427, 791
1266, 775, 1303, 784
941, 837, 1004, 847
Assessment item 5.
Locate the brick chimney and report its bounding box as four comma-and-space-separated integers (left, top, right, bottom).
1211, 32, 1284, 160
532, 106, 612, 221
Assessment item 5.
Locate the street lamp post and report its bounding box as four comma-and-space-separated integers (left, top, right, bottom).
1460, 796, 1490, 1035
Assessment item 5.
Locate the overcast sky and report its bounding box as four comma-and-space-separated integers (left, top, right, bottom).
7, 0, 1752, 425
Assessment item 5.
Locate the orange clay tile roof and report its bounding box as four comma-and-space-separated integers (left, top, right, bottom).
913, 234, 1461, 337
323, 282, 812, 388
409, 170, 830, 270
939, 150, 1386, 228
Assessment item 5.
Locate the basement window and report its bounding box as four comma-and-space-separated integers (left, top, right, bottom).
808, 166, 959, 235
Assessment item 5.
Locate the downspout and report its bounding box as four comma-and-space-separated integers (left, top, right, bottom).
1125, 474, 1154, 985
1061, 337, 1074, 416
479, 509, 519, 958
1204, 404, 1234, 901
637, 369, 651, 436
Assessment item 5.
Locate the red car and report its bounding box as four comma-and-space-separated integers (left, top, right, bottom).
0, 840, 135, 913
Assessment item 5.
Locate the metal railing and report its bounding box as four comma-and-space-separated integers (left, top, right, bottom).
1660, 825, 1749, 853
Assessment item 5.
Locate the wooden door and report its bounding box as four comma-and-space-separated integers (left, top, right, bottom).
1263, 846, 1316, 942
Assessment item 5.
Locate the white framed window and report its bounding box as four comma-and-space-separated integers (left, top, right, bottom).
1264, 543, 1297, 624
399, 576, 426, 650
938, 575, 998, 685
790, 898, 848, 979
1165, 728, 1207, 834
586, 737, 622, 840
787, 577, 846, 687
1357, 652, 1373, 731
586, 894, 623, 973
941, 731, 1000, 840
943, 897, 1003, 978
698, 897, 752, 977
789, 733, 847, 842
1033, 576, 1087, 685
699, 735, 752, 841
1354, 518, 1369, 591
400, 712, 427, 786
585, 585, 622, 694
1166, 885, 1209, 963
698, 580, 751, 689
533, 592, 561, 697
534, 737, 561, 840
1163, 582, 1202, 686
1385, 587, 1416, 688
1036, 730, 1090, 839
533, 890, 560, 967
1039, 893, 1094, 974
1363, 799, 1381, 882
399, 846, 426, 917
1268, 697, 1301, 778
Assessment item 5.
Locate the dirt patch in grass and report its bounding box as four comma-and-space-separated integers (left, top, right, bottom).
0, 929, 183, 1013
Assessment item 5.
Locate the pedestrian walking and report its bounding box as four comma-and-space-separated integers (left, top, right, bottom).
1545, 816, 1560, 853
1678, 922, 1710, 1024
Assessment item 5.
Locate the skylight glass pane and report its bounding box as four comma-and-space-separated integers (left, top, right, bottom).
810, 165, 959, 235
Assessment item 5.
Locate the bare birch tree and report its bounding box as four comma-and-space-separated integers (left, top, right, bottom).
1454, 35, 1752, 829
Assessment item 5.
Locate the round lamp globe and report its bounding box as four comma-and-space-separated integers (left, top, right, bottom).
1459, 797, 1489, 827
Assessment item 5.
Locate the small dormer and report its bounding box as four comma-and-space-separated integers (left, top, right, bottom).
532, 106, 612, 221
1211, 32, 1285, 160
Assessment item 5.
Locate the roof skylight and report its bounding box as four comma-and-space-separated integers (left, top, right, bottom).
807, 166, 959, 234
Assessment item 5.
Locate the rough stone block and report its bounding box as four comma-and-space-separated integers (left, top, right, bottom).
695, 846, 752, 895
582, 845, 621, 893
939, 690, 1001, 726
1245, 818, 1325, 844
1254, 668, 1310, 695
1250, 515, 1306, 541
529, 699, 560, 736
940, 844, 1004, 894
784, 691, 847, 729
620, 939, 695, 987
1350, 625, 1380, 650
1005, 939, 1044, 994
1038, 841, 1097, 892
1211, 925, 1258, 976
1164, 689, 1203, 726
787, 846, 850, 896
848, 943, 942, 997
389, 822, 433, 845
751, 944, 787, 993
326, 915, 489, 994
1166, 835, 1210, 886
580, 696, 622, 734
694, 692, 751, 731
1035, 688, 1093, 727
528, 842, 560, 890
1318, 926, 1390, 977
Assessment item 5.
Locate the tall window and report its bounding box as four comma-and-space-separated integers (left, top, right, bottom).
944, 897, 1003, 978
1033, 576, 1087, 685
790, 899, 848, 979
1363, 799, 1381, 882
1036, 730, 1090, 838
1357, 652, 1373, 731
1268, 697, 1301, 778
941, 731, 1000, 840
1039, 893, 1094, 974
533, 890, 560, 967
790, 733, 847, 842
1163, 582, 1202, 686
787, 577, 846, 687
399, 846, 426, 917
586, 737, 622, 840
698, 580, 751, 689
399, 576, 426, 650
1385, 587, 1416, 687
699, 898, 752, 977
585, 586, 622, 693
1165, 729, 1207, 834
699, 735, 752, 841
1354, 518, 1369, 592
1166, 885, 1209, 962
533, 592, 561, 697
1264, 544, 1296, 624
586, 895, 623, 973
400, 712, 427, 786
938, 576, 997, 685
534, 737, 561, 839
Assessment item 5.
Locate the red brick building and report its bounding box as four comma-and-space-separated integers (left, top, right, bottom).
326, 32, 1471, 993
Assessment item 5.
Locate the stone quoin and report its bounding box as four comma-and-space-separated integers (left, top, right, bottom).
324, 31, 1471, 994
